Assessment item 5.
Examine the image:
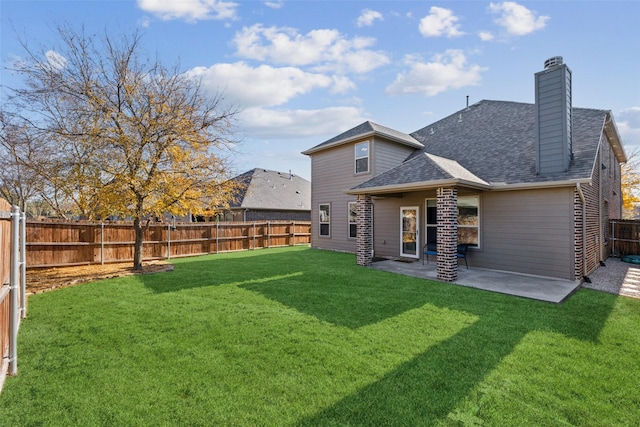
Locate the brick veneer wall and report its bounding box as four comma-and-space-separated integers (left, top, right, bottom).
226, 209, 311, 222
244, 210, 311, 222
436, 187, 458, 282
356, 194, 373, 266
582, 149, 602, 277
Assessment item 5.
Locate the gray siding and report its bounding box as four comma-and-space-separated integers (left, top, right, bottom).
535, 64, 572, 174
473, 188, 575, 279
374, 140, 415, 175
308, 137, 415, 253
369, 188, 576, 279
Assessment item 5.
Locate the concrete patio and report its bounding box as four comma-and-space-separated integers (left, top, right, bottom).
369, 257, 582, 303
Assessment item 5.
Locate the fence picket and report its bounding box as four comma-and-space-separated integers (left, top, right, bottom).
25, 220, 311, 268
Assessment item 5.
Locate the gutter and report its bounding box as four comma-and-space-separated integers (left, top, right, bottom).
346, 177, 591, 196
345, 178, 492, 195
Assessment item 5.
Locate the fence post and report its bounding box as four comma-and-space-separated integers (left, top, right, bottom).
101, 223, 105, 265
9, 205, 20, 375
216, 222, 219, 254
167, 223, 171, 259
19, 212, 26, 319
611, 220, 615, 257
253, 222, 256, 250
267, 222, 271, 248
291, 221, 295, 246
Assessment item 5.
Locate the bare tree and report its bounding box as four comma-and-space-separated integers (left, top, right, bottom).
0, 109, 45, 213
7, 25, 239, 269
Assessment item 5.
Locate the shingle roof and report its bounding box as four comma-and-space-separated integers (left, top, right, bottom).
230, 168, 311, 211
302, 120, 423, 155
351, 100, 609, 191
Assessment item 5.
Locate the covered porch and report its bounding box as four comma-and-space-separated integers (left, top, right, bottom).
350, 152, 494, 283
369, 257, 581, 303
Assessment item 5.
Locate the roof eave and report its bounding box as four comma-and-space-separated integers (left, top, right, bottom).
346, 177, 592, 195
302, 131, 423, 155
603, 112, 627, 163
489, 178, 592, 191
346, 178, 492, 195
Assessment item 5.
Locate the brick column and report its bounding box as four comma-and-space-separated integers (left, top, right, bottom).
356, 194, 373, 266
437, 187, 458, 282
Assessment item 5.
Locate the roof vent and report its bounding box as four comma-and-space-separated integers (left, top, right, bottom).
544, 56, 563, 69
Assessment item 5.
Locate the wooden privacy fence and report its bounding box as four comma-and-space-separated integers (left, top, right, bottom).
26, 220, 311, 268
609, 220, 640, 257
0, 200, 26, 390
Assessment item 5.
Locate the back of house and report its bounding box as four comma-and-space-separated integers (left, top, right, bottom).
303, 57, 626, 282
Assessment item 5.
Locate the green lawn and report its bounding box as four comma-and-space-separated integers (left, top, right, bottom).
1, 246, 639, 426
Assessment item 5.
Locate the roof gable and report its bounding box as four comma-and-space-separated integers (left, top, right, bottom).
351, 152, 489, 192
302, 120, 423, 155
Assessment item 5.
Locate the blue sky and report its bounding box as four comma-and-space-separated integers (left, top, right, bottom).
2, 1, 639, 180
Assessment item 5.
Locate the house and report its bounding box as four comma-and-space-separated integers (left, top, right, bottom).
302, 57, 626, 283
219, 168, 311, 222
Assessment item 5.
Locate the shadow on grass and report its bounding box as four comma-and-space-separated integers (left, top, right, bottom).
296, 286, 618, 425
141, 247, 442, 329
139, 247, 619, 424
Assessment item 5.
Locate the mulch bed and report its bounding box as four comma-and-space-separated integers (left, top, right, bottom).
26, 261, 174, 295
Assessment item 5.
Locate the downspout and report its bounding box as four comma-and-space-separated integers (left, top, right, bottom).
598, 150, 604, 264
577, 183, 587, 281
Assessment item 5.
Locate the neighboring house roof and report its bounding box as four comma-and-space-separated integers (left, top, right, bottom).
229, 168, 311, 211
302, 120, 424, 155
349, 100, 625, 194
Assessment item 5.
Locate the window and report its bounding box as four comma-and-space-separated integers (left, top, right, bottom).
425, 196, 480, 247
457, 196, 479, 247
355, 141, 369, 174
319, 204, 330, 237
425, 199, 437, 244
348, 202, 357, 238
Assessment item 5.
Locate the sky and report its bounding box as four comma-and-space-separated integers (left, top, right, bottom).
1, 0, 639, 181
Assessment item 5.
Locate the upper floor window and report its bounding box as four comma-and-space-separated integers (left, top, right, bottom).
355, 141, 369, 174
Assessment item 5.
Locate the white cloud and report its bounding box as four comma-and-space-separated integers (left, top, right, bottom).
357, 9, 383, 27
489, 2, 549, 36
137, 0, 238, 22
264, 1, 283, 9
185, 62, 339, 108
386, 50, 486, 97
45, 50, 66, 70
330, 75, 356, 94
618, 107, 640, 151
232, 24, 389, 73
419, 6, 464, 38
239, 106, 366, 138
479, 31, 494, 41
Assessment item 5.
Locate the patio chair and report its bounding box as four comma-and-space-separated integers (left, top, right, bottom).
422, 242, 438, 265
423, 242, 469, 269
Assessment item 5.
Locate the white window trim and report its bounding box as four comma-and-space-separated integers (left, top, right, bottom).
425, 196, 481, 248
354, 141, 370, 174
319, 203, 331, 237
348, 201, 357, 239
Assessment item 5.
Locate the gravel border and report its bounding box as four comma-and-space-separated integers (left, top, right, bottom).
582, 257, 640, 299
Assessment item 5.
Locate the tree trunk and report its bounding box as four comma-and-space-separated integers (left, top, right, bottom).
133, 217, 144, 270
